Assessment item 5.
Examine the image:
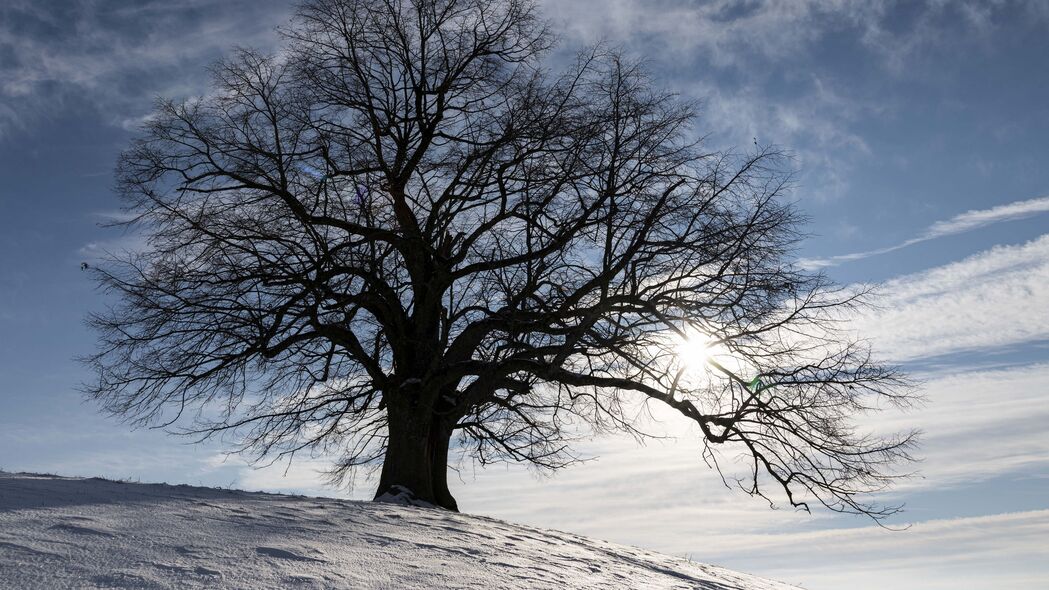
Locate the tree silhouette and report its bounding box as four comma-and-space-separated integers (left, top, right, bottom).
85, 0, 916, 515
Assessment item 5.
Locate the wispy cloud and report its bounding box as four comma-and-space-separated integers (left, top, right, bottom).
716, 510, 1049, 590
455, 361, 1049, 534
540, 1, 1049, 206
0, 0, 290, 139
690, 77, 875, 201
541, 0, 847, 67
879, 362, 1049, 497
853, 233, 1049, 360
78, 234, 149, 263
448, 234, 1049, 550
216, 453, 344, 497
541, 0, 1049, 72
927, 195, 1049, 235
802, 195, 1049, 268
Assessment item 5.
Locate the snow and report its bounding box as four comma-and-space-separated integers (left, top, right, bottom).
372, 484, 437, 509
0, 472, 799, 589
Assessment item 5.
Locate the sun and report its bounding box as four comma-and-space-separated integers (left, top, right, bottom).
675, 332, 713, 371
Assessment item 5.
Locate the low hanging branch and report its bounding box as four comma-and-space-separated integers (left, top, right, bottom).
84, 0, 917, 516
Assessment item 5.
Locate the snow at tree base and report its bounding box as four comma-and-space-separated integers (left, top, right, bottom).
0, 472, 798, 589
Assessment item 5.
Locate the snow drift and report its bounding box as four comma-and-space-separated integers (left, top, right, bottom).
0, 472, 797, 589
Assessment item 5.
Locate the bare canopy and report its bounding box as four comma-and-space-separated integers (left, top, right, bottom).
86, 0, 916, 515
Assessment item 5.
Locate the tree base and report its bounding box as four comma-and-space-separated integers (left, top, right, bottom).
373, 485, 440, 509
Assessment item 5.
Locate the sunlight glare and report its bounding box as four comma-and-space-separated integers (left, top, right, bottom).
675, 332, 713, 372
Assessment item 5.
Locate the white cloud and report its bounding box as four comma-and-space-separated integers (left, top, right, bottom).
928, 195, 1049, 235
78, 234, 149, 263
540, 0, 845, 67
438, 246, 1049, 561
708, 508, 1049, 561
803, 195, 1049, 268
225, 454, 347, 497
853, 234, 1049, 361
453, 418, 829, 550
0, 0, 289, 138
716, 510, 1049, 590
690, 77, 874, 201
450, 361, 1049, 540
541, 0, 1049, 73
879, 362, 1049, 495
540, 1, 1049, 206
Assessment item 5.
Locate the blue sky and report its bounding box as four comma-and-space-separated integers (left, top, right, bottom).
1, 1, 1048, 588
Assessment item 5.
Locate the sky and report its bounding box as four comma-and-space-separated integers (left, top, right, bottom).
1, 1, 1047, 588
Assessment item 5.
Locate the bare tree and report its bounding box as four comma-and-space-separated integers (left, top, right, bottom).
85, 0, 916, 515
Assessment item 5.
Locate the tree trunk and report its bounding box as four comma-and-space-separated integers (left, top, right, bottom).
429, 420, 457, 510
374, 408, 458, 511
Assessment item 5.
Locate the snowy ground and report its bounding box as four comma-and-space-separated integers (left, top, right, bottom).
0, 472, 798, 589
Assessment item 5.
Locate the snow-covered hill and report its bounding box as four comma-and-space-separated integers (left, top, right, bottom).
0, 472, 798, 589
